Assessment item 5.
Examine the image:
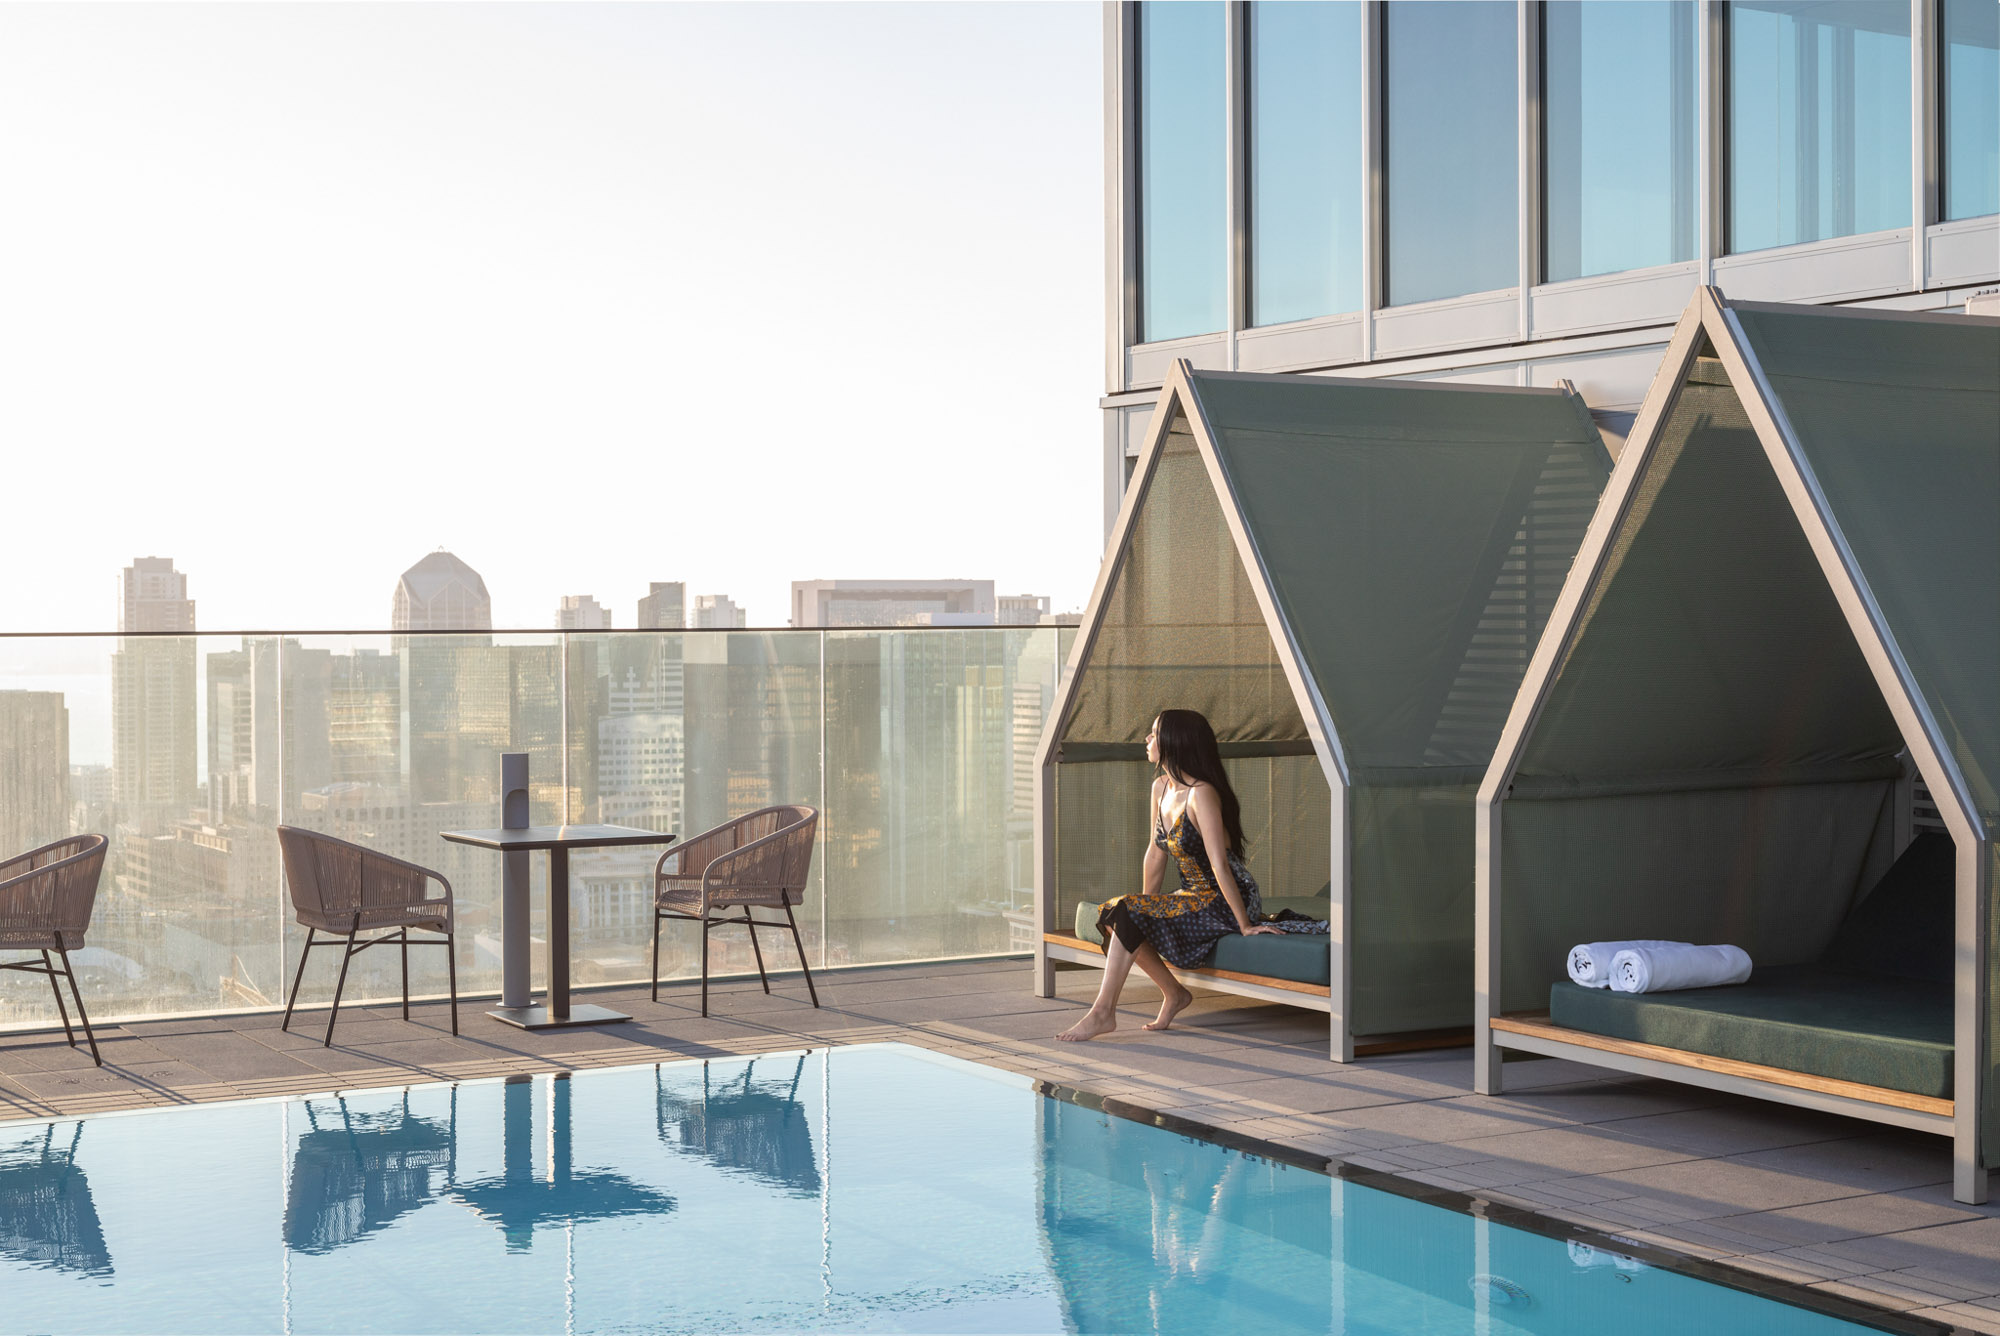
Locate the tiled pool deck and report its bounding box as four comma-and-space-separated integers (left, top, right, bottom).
2, 957, 1994, 1334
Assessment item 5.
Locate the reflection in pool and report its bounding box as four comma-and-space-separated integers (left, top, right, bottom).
0, 1044, 1878, 1334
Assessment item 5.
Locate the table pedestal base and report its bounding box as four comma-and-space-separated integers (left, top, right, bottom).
486, 1003, 632, 1030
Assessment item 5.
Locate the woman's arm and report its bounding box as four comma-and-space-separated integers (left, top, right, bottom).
1189, 785, 1280, 935
1140, 776, 1169, 895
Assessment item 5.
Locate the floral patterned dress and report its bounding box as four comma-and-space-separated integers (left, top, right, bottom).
1094, 800, 1328, 969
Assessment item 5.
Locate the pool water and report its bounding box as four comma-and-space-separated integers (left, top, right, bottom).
0, 1043, 1882, 1334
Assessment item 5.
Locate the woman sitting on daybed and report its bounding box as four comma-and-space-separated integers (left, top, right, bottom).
1057, 708, 1327, 1043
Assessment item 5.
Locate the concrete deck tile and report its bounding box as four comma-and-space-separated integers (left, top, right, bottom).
1713, 1190, 1991, 1250
1804, 1277, 1933, 1313
1913, 1304, 2000, 1336
1589, 1102, 1864, 1159
1806, 1218, 2000, 1291
1322, 1096, 1591, 1149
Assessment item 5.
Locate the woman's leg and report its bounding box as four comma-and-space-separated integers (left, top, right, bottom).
1131, 940, 1195, 1031
1056, 934, 1139, 1041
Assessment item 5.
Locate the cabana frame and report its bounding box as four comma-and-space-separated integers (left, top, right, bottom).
1474, 288, 1995, 1204
1038, 358, 1605, 1061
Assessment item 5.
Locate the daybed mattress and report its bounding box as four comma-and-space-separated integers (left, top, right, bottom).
1071, 898, 1331, 987
1549, 964, 1952, 1098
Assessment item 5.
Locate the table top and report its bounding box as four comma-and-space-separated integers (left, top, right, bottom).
439, 824, 677, 852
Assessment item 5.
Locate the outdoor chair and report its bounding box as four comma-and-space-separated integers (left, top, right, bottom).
0, 835, 109, 1066
652, 805, 819, 1017
277, 826, 459, 1047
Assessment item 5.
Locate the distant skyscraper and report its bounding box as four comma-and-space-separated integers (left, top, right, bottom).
112, 557, 198, 815
635, 582, 685, 630
996, 595, 1051, 626
0, 692, 70, 852
557, 595, 611, 630
790, 579, 996, 627
690, 594, 749, 629
120, 556, 195, 633
394, 551, 493, 803
392, 551, 492, 631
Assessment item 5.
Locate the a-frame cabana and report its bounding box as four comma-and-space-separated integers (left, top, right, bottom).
1475, 290, 1998, 1203
1035, 360, 1610, 1059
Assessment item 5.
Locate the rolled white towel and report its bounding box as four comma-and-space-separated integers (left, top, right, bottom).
1610, 943, 1752, 994
1567, 940, 1679, 989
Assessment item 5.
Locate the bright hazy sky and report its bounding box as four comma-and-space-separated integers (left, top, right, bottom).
0, 2, 1104, 632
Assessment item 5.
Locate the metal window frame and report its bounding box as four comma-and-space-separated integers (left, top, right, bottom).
1474, 286, 1995, 1205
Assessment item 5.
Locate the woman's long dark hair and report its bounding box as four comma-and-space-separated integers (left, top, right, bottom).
1155, 708, 1245, 855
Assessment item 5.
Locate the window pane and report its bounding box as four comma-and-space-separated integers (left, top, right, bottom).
1138, 2, 1226, 343
1943, 0, 2000, 221
1247, 1, 1363, 326
1728, 1, 1911, 253
1385, 1, 1518, 307
1544, 2, 1698, 283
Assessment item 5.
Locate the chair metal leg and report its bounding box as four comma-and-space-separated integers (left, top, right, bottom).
52, 934, 99, 1066
281, 927, 315, 1032
743, 913, 771, 994
445, 928, 459, 1037
400, 927, 411, 1021
42, 949, 76, 1047
325, 920, 359, 1048
783, 903, 820, 1009
651, 911, 661, 1003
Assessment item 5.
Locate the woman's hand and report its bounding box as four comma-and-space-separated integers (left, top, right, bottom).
1239, 923, 1282, 936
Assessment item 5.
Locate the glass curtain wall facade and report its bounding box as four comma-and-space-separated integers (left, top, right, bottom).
0, 627, 1068, 1031
1137, 1, 1227, 342
1943, 0, 2000, 221
1117, 1, 1998, 370
1247, 1, 1364, 325
1384, 1, 1518, 305
1728, 0, 1912, 252
1544, 1, 1698, 282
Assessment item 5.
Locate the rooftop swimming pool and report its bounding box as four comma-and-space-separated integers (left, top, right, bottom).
0, 1044, 1899, 1334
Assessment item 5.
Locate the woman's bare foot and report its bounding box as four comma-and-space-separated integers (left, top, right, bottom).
1056, 1010, 1117, 1042
1144, 983, 1195, 1031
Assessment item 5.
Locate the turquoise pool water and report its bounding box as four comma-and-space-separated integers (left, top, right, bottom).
0, 1043, 1884, 1334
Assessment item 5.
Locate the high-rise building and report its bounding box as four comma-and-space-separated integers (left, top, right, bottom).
119, 557, 194, 634
557, 595, 611, 630
0, 691, 70, 852
392, 551, 492, 632
996, 595, 1051, 626
635, 582, 686, 630
327, 649, 401, 792
790, 580, 996, 627
690, 594, 749, 629
394, 551, 494, 803
112, 557, 197, 816
1099, 3, 1999, 528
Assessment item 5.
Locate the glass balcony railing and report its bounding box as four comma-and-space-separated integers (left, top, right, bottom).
0, 626, 1073, 1028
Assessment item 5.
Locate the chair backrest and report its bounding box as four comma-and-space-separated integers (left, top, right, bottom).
702, 805, 818, 905
0, 835, 108, 940
277, 826, 430, 920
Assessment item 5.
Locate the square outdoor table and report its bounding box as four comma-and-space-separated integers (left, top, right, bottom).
440, 824, 676, 1030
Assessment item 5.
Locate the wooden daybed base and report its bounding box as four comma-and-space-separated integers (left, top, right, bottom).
1490, 1013, 1954, 1133
1043, 932, 1470, 1057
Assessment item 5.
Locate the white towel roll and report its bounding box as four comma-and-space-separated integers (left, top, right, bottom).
1610, 943, 1752, 994
1567, 940, 1678, 989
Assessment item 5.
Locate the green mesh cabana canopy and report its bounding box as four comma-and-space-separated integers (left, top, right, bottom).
1035, 360, 1610, 1058
1475, 290, 1999, 1205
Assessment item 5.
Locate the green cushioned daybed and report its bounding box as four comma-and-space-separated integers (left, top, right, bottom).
1549, 819, 1957, 1099
1072, 897, 1332, 987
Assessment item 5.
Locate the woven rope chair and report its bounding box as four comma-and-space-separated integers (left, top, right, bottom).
277, 826, 459, 1047
0, 835, 109, 1066
652, 805, 819, 1016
